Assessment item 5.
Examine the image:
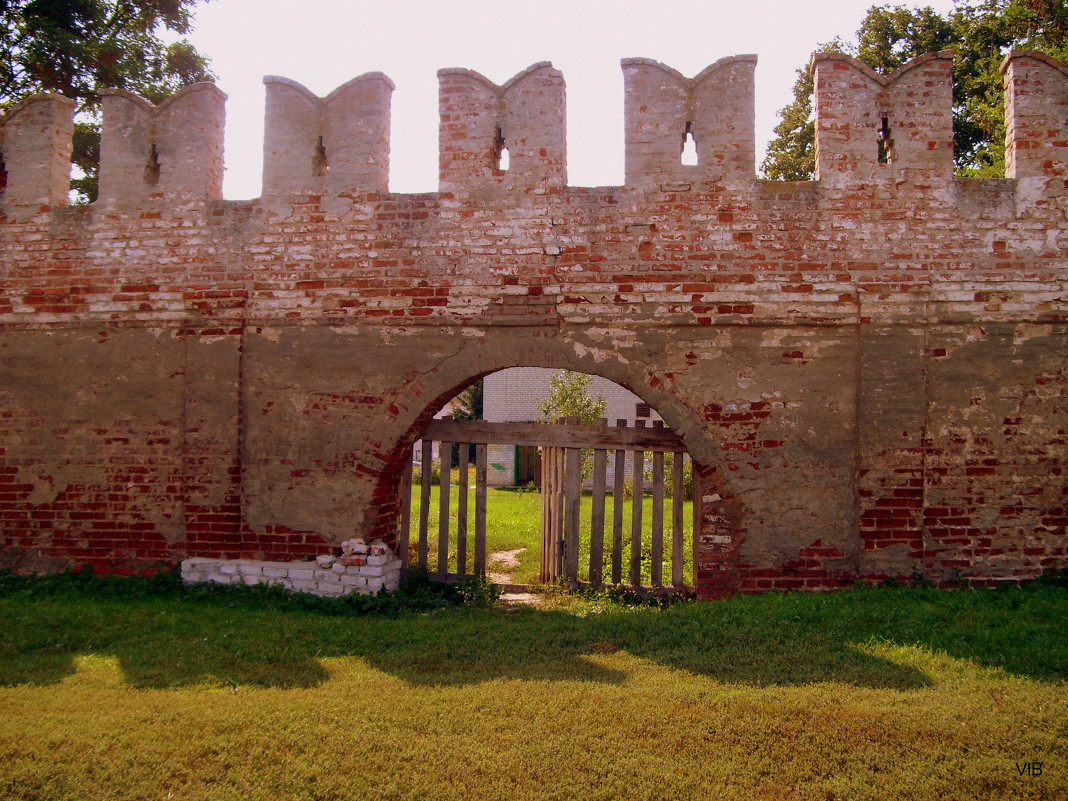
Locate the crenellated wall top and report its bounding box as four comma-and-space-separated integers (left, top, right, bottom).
810, 50, 956, 87
1, 50, 1067, 209
99, 81, 228, 115
436, 61, 557, 95
619, 54, 758, 87
263, 72, 395, 103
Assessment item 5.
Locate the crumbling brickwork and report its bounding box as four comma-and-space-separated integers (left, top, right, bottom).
1, 51, 1065, 597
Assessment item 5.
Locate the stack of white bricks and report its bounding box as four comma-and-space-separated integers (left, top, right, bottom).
180, 539, 402, 597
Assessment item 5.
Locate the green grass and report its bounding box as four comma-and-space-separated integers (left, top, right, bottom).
0, 572, 1065, 800
409, 485, 695, 586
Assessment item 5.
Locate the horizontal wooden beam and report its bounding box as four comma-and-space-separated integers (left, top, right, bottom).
421, 419, 685, 451
415, 575, 696, 598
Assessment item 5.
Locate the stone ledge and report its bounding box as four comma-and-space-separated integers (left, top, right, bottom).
180, 556, 402, 597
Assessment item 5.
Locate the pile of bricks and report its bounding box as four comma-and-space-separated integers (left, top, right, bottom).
180, 538, 401, 597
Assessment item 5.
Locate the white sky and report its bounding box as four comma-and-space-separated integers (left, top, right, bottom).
187, 0, 958, 199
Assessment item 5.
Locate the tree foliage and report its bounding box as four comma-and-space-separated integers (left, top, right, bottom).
0, 0, 214, 200
761, 0, 1068, 181
537, 371, 606, 425
761, 56, 821, 183
450, 380, 484, 422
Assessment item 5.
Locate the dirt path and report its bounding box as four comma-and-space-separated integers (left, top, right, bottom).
486, 547, 524, 584
486, 547, 540, 604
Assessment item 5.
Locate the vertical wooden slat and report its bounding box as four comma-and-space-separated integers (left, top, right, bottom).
419, 439, 432, 572
564, 446, 582, 583
553, 447, 565, 580
545, 447, 557, 582
399, 457, 413, 572
540, 446, 549, 582
457, 446, 469, 575
672, 452, 685, 588
475, 443, 487, 574
543, 448, 552, 580
543, 448, 551, 579
437, 442, 452, 577
630, 443, 644, 588
629, 421, 647, 587
651, 448, 664, 587
612, 445, 626, 584
691, 464, 702, 588
540, 447, 550, 582
589, 449, 607, 586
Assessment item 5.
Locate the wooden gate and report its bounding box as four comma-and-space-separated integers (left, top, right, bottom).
399, 418, 700, 593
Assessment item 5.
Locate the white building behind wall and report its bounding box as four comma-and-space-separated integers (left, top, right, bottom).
482, 367, 661, 486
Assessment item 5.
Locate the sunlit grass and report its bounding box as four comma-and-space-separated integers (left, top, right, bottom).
0, 575, 1065, 800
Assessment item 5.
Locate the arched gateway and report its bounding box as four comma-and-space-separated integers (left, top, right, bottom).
399, 367, 715, 596
1, 52, 1065, 597
347, 336, 732, 598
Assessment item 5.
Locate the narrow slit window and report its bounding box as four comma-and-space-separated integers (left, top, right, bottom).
492, 127, 509, 172
0, 150, 7, 194
681, 122, 698, 166
144, 143, 160, 185
313, 135, 329, 176
878, 116, 893, 164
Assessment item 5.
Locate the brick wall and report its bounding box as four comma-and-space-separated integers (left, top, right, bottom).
1, 51, 1065, 597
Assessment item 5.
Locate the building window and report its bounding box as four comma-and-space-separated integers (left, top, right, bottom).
635, 403, 651, 418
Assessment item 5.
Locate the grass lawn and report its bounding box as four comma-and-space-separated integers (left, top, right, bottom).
409, 485, 695, 586
0, 572, 1065, 800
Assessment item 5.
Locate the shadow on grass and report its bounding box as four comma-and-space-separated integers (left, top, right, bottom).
332, 604, 931, 690
0, 576, 1064, 691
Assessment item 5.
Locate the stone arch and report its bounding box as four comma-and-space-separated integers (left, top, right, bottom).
362, 330, 737, 596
